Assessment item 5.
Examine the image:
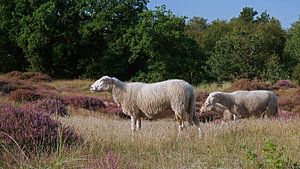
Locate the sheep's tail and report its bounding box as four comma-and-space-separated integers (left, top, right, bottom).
272, 95, 279, 117
266, 94, 278, 118
188, 89, 199, 126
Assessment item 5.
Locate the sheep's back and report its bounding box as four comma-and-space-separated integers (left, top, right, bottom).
231, 90, 277, 115
136, 80, 192, 117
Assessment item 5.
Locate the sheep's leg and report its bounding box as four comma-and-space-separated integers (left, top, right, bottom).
130, 116, 137, 136
176, 114, 185, 138
192, 114, 202, 138
136, 116, 141, 131
233, 114, 239, 122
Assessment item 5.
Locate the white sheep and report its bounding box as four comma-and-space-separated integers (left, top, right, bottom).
90, 76, 201, 136
200, 90, 278, 120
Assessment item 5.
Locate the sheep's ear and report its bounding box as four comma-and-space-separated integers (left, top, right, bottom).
213, 93, 220, 98
102, 76, 112, 84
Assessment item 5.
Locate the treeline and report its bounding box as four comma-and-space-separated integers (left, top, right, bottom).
0, 0, 299, 84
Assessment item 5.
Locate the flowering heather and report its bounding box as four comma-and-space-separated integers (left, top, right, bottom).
0, 77, 34, 95
277, 97, 294, 111
0, 79, 18, 94
273, 80, 296, 89
278, 110, 300, 120
21, 98, 68, 116
4, 71, 52, 82
64, 95, 106, 111
0, 104, 78, 154
8, 89, 43, 103
225, 78, 271, 92
34, 87, 62, 100
102, 101, 128, 118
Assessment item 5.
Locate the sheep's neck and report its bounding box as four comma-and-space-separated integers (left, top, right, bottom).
111, 82, 125, 106
219, 93, 235, 110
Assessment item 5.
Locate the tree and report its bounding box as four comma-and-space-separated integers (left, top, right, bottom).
126, 6, 204, 84
238, 7, 258, 23
284, 18, 300, 82
77, 0, 148, 80
208, 33, 266, 81
2, 0, 148, 79
0, 0, 28, 72
205, 8, 286, 82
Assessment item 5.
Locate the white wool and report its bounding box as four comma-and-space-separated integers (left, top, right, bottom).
200, 90, 278, 119
90, 76, 201, 136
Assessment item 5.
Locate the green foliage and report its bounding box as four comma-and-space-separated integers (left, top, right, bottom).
208, 32, 266, 81
127, 6, 204, 83
284, 18, 300, 82
0, 3, 296, 84
241, 144, 262, 168
238, 7, 258, 23
201, 8, 287, 82
78, 0, 148, 80
0, 0, 28, 72
242, 140, 300, 169
292, 63, 300, 84
262, 54, 287, 83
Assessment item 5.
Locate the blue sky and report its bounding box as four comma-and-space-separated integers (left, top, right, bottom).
147, 0, 300, 29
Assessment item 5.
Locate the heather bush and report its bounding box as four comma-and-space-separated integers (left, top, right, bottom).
278, 93, 300, 112
21, 98, 68, 116
4, 71, 52, 82
8, 89, 42, 103
225, 78, 272, 92
64, 95, 106, 111
0, 80, 18, 94
277, 97, 294, 111
101, 99, 129, 118
0, 104, 78, 154
278, 110, 300, 120
34, 87, 62, 100
0, 77, 34, 94
273, 80, 296, 89
293, 106, 300, 113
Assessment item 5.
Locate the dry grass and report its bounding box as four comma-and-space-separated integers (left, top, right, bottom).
47, 79, 93, 95
196, 82, 232, 93
57, 113, 300, 169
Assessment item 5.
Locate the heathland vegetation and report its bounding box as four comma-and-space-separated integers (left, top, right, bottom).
1, 72, 300, 168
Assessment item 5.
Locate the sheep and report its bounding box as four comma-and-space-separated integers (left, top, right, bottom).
200, 90, 278, 120
90, 76, 201, 137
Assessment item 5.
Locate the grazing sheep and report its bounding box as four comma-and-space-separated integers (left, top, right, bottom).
200, 90, 278, 120
90, 76, 201, 136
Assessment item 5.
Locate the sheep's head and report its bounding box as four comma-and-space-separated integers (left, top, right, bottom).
200, 92, 221, 113
90, 76, 113, 92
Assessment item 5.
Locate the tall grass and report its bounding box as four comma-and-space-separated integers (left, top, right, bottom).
0, 130, 83, 169
58, 114, 300, 169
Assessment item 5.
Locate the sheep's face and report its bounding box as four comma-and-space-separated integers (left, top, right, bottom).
90, 76, 113, 92
200, 93, 220, 113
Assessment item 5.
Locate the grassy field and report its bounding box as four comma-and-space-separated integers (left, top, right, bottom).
58, 113, 300, 169
1, 77, 300, 169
